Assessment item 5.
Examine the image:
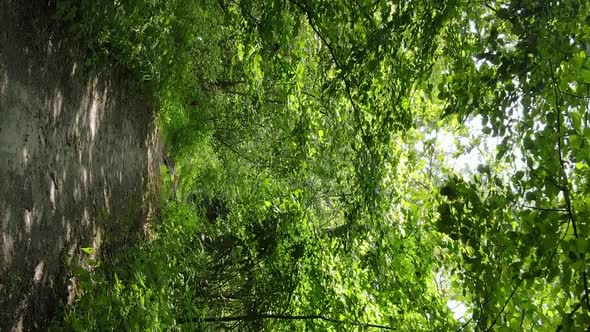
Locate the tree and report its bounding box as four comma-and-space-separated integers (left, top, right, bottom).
434, 0, 590, 330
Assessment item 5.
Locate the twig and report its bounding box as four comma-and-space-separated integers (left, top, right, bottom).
485, 279, 522, 332
457, 273, 504, 331
179, 313, 396, 330
556, 301, 582, 332
549, 59, 590, 311
350, 0, 374, 24
484, 3, 497, 13
457, 317, 474, 331
212, 134, 265, 167
510, 200, 567, 212
288, 0, 341, 68
560, 90, 590, 99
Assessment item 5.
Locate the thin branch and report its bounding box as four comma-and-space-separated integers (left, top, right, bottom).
484, 3, 497, 13
506, 117, 533, 130
485, 279, 522, 332
545, 221, 569, 280
458, 272, 505, 331
351, 0, 374, 24
545, 175, 566, 192
556, 301, 582, 332
288, 0, 341, 68
344, 80, 369, 146
212, 134, 266, 167
456, 317, 474, 332
510, 200, 567, 212
289, 0, 372, 160
215, 0, 229, 16
559, 90, 590, 100
179, 313, 396, 330
549, 59, 590, 311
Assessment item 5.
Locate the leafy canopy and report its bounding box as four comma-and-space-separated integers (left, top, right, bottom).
52, 0, 590, 331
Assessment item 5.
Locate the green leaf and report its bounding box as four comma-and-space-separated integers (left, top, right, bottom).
572, 52, 586, 69
576, 69, 590, 84
237, 42, 244, 61
81, 247, 95, 255
523, 137, 534, 150
494, 177, 503, 187
570, 111, 582, 132
252, 53, 263, 80
85, 258, 98, 266
440, 184, 458, 200
496, 8, 510, 20
477, 164, 486, 173
569, 134, 582, 149
574, 238, 590, 253
525, 191, 536, 201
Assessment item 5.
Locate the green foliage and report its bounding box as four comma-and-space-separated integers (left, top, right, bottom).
53, 201, 199, 331
54, 0, 207, 84
433, 0, 590, 330
53, 0, 590, 330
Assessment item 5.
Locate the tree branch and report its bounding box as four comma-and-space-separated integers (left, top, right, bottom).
456, 317, 473, 332
212, 134, 267, 168
559, 90, 590, 100
509, 199, 567, 212
549, 59, 590, 311
485, 279, 522, 332
556, 299, 583, 332
484, 3, 497, 13
179, 313, 396, 330
288, 0, 341, 68
350, 0, 374, 24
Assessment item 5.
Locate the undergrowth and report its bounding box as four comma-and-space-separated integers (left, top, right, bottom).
54, 0, 226, 155
52, 201, 205, 331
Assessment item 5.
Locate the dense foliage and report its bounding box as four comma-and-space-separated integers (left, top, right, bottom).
52, 0, 590, 330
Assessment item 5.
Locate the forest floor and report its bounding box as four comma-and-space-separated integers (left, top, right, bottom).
0, 1, 163, 330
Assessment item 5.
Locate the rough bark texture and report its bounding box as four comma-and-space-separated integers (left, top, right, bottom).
0, 1, 162, 330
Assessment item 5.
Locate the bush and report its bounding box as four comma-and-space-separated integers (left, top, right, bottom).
53, 201, 205, 331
